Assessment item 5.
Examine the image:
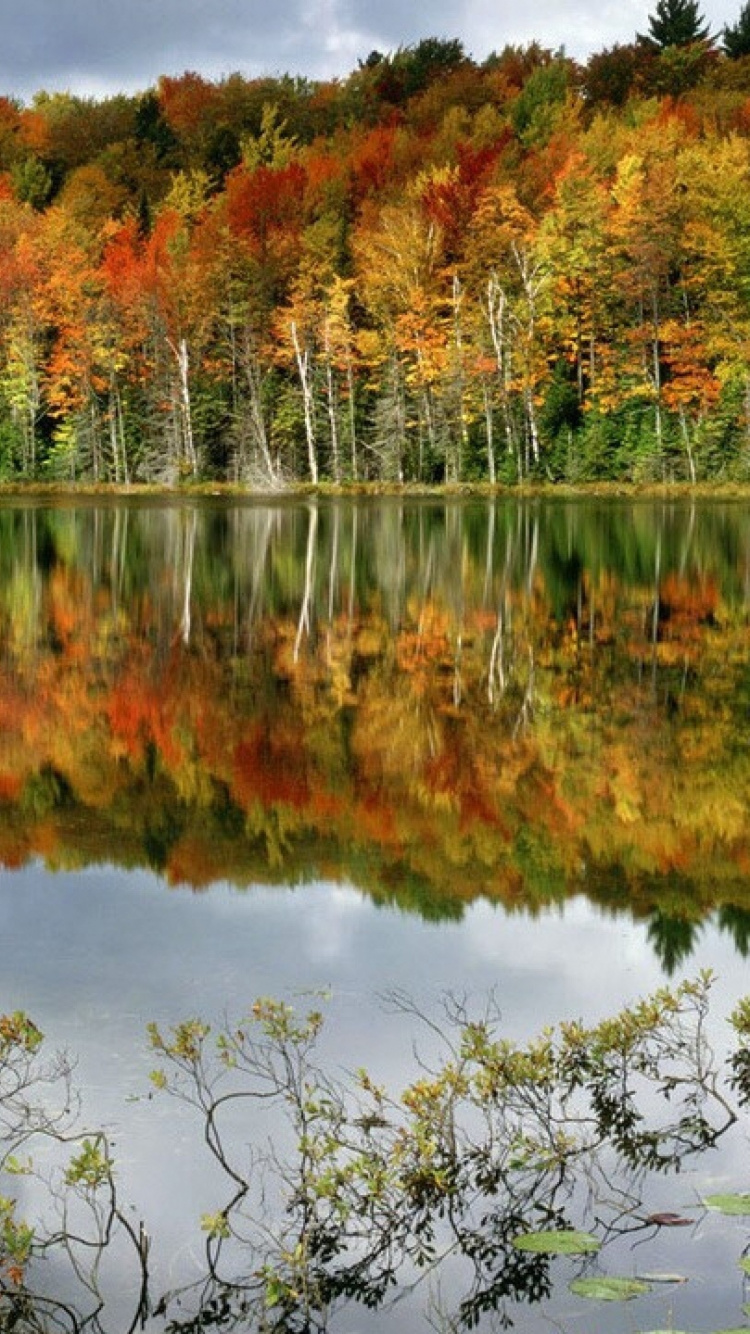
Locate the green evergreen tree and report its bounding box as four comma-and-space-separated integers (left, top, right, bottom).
724, 1, 750, 56
11, 154, 53, 210
639, 0, 711, 49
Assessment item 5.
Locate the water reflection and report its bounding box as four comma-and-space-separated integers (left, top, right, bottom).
1, 497, 750, 965
3, 974, 748, 1334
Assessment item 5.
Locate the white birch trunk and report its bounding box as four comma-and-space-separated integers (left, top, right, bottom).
291, 320, 318, 484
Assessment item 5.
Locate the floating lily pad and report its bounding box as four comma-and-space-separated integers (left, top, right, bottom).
570, 1276, 651, 1301
512, 1228, 600, 1255
704, 1194, 750, 1215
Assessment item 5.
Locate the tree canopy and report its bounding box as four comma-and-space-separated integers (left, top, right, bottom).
724, 0, 750, 55
0, 24, 747, 485
639, 0, 712, 48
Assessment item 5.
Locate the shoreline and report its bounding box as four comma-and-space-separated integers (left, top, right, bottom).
1, 479, 750, 502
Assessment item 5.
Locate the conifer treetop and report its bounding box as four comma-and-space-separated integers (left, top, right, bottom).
638, 0, 712, 49
724, 0, 750, 56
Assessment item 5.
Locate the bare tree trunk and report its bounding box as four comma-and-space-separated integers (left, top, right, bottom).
652, 314, 663, 458
451, 273, 469, 483
513, 245, 543, 467
347, 358, 357, 481
482, 379, 496, 485
322, 321, 341, 483
109, 382, 121, 483
117, 385, 130, 485
525, 387, 540, 466
167, 336, 198, 477
484, 273, 521, 477
679, 406, 696, 484
291, 320, 318, 484
243, 352, 277, 484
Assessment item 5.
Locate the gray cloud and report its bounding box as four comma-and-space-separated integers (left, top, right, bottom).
0, 0, 739, 103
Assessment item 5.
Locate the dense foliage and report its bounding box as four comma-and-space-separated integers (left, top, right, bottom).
4, 10, 750, 482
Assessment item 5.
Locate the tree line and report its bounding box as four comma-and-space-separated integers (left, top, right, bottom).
3, 2, 750, 483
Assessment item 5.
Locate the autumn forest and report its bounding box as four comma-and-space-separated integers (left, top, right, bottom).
3, 3, 750, 485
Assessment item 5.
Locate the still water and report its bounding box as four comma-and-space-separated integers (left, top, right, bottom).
1, 496, 750, 1330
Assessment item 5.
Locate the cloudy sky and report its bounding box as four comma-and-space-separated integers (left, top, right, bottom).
2, 0, 741, 103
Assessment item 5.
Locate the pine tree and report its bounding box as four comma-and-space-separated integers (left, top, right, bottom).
639, 0, 711, 49
724, 1, 750, 56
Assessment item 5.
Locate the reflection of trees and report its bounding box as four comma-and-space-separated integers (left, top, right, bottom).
0, 496, 747, 648
1, 499, 750, 959
647, 910, 702, 974
0, 1013, 149, 1333
719, 906, 750, 957
2, 976, 744, 1332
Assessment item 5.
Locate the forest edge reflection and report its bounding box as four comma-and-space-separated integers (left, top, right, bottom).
1, 496, 750, 970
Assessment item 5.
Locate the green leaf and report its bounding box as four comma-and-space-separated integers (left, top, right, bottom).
65, 1139, 109, 1188
704, 1194, 750, 1215
200, 1211, 230, 1240
739, 1257, 750, 1274
570, 1276, 651, 1301
512, 1228, 600, 1255
265, 1274, 285, 1308
4, 1155, 31, 1176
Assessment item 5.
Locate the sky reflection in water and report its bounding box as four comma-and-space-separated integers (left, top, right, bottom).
2, 865, 749, 1331
2, 497, 750, 1328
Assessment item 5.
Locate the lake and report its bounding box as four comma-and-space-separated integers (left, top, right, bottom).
1, 495, 750, 1332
